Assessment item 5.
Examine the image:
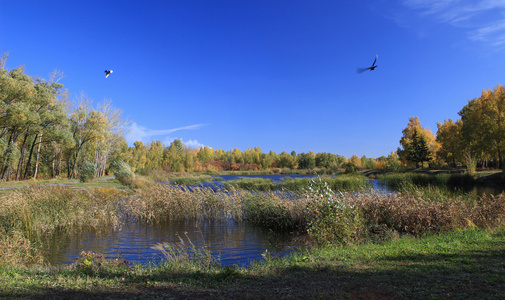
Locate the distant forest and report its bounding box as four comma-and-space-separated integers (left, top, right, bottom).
1, 55, 503, 181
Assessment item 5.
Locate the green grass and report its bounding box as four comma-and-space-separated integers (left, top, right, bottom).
0, 228, 503, 299
222, 174, 370, 193
168, 175, 219, 185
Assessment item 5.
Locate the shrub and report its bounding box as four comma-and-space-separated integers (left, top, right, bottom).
305, 176, 365, 245
79, 160, 96, 182
244, 192, 307, 232
342, 162, 357, 174
110, 159, 135, 187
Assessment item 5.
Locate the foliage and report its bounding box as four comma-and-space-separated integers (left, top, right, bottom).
342, 161, 357, 173
78, 160, 96, 182
305, 176, 365, 245
244, 192, 308, 232
110, 159, 135, 187
297, 152, 315, 169
398, 117, 438, 167
74, 251, 131, 276
436, 118, 463, 167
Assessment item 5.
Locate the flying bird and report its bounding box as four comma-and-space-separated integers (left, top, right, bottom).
105, 70, 113, 78
357, 54, 378, 73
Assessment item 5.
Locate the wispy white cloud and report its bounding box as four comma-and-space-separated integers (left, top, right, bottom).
400, 0, 505, 48
161, 137, 205, 149
125, 122, 206, 146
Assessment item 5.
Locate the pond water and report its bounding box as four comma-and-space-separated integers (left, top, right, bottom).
43, 220, 299, 267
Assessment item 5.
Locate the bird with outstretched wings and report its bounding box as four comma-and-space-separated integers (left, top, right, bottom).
105, 70, 113, 78
357, 54, 378, 73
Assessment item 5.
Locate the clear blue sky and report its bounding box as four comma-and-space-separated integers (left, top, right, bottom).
1, 1, 504, 158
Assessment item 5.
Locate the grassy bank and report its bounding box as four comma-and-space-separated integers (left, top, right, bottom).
0, 228, 503, 299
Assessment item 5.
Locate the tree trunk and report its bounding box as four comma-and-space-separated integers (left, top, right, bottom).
23, 133, 40, 180
33, 134, 43, 180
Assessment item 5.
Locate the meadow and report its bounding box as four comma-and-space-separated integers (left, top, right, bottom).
0, 172, 504, 298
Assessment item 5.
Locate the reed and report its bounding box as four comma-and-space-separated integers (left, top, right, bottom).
0, 186, 125, 238
169, 175, 217, 185
223, 174, 369, 193
0, 186, 129, 266
243, 191, 308, 232
125, 183, 244, 223
151, 233, 218, 269
377, 172, 476, 192
348, 191, 505, 236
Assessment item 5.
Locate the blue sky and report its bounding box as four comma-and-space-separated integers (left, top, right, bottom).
1, 0, 504, 158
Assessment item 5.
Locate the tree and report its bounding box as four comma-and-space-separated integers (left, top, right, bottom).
298, 152, 315, 170
67, 96, 107, 178
436, 119, 463, 167
166, 139, 185, 172
277, 151, 296, 169
459, 84, 505, 169
94, 100, 129, 177
398, 117, 438, 168
315, 152, 337, 169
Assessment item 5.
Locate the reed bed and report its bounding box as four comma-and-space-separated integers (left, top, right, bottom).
377, 172, 476, 192
0, 186, 128, 266
0, 186, 125, 237
347, 191, 505, 236
243, 191, 309, 232
125, 183, 245, 223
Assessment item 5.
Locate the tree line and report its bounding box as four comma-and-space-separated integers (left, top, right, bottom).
1, 56, 503, 181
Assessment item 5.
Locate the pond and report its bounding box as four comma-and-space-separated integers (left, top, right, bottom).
43, 220, 299, 267
42, 174, 503, 267
44, 174, 319, 267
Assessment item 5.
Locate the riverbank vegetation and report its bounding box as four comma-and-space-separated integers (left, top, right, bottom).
1, 177, 504, 298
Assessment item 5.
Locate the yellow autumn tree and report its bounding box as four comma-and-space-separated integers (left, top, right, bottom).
459, 84, 505, 169
436, 119, 463, 167
398, 117, 440, 167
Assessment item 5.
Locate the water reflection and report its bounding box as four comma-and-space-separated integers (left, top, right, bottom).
42, 220, 299, 267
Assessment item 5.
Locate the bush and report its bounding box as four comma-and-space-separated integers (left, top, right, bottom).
110, 159, 134, 187
244, 192, 306, 232
79, 160, 96, 182
305, 176, 365, 245
342, 162, 357, 174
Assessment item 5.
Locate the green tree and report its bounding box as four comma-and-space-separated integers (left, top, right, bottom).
298, 152, 315, 170
277, 151, 296, 169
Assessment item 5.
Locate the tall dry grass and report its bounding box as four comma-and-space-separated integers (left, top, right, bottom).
124, 183, 244, 223
348, 192, 505, 236
0, 186, 128, 266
